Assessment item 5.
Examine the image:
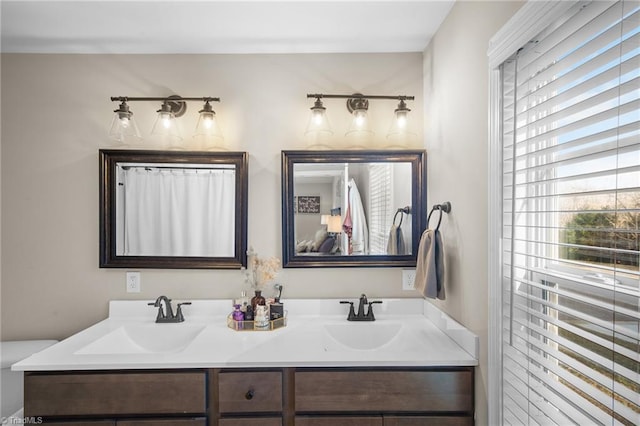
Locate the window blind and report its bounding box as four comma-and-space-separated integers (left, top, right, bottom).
368, 163, 393, 254
500, 1, 639, 425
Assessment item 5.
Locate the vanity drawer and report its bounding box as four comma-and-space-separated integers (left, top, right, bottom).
118, 420, 207, 426
383, 416, 473, 426
25, 371, 206, 417
295, 369, 473, 413
218, 371, 283, 413
218, 418, 282, 426
296, 417, 382, 426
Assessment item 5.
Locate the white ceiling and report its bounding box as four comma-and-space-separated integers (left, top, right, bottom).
0, 1, 455, 54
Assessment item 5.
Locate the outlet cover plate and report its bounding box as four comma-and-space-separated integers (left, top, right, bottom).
126, 272, 141, 293
402, 269, 416, 290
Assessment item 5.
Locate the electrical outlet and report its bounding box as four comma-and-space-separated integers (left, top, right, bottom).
126, 272, 141, 293
402, 269, 416, 290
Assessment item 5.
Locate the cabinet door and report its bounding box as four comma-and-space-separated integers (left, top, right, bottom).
384, 416, 473, 426
219, 418, 282, 426
25, 372, 206, 417
296, 417, 382, 426
218, 371, 283, 413
295, 370, 473, 413
42, 422, 115, 426
118, 419, 207, 426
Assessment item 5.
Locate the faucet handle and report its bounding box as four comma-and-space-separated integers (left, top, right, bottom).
367, 300, 382, 320
175, 302, 192, 322
340, 301, 357, 321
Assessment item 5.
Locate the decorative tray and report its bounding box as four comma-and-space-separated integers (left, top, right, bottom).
226, 314, 287, 331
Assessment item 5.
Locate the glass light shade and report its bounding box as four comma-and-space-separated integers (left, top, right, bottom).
109, 112, 141, 143
386, 100, 416, 145
194, 104, 224, 150
305, 98, 333, 149
151, 103, 182, 146
108, 101, 141, 143
305, 99, 333, 136
345, 107, 373, 145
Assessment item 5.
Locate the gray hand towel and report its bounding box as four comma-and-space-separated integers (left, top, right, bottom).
387, 224, 399, 255
415, 229, 445, 300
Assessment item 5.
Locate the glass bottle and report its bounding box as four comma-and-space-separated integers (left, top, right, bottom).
251, 290, 266, 312
232, 304, 244, 322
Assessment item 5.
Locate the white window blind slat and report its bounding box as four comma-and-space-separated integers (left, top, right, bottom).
500, 1, 640, 424
505, 332, 636, 422
516, 1, 623, 72
512, 120, 639, 163
504, 348, 608, 424
367, 163, 392, 255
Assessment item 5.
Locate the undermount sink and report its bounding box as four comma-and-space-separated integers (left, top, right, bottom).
75, 323, 205, 355
323, 322, 403, 350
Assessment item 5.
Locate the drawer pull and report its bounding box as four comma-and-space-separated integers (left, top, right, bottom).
245, 389, 255, 400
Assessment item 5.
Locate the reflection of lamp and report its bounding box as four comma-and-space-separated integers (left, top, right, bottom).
327, 216, 342, 234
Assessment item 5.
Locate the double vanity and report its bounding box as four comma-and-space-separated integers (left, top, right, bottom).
14, 298, 478, 426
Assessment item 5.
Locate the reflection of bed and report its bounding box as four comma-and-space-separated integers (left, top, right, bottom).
296, 229, 340, 255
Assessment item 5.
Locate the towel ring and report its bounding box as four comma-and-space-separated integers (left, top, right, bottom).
393, 206, 411, 227
427, 202, 451, 231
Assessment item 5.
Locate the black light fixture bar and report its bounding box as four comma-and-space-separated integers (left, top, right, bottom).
111, 96, 220, 102
306, 94, 414, 101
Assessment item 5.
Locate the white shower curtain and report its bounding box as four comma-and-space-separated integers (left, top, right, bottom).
122, 166, 235, 256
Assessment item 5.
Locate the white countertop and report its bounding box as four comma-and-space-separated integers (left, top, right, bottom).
12, 298, 478, 371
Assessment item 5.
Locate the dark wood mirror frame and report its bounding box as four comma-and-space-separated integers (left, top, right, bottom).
281, 150, 427, 268
99, 149, 248, 269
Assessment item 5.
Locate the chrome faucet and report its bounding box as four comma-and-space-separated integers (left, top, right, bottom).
340, 294, 382, 321
148, 296, 191, 323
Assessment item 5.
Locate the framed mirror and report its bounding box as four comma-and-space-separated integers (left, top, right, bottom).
281, 150, 426, 268
99, 149, 248, 269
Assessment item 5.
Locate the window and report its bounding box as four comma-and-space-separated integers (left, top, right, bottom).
368, 163, 393, 254
496, 1, 639, 424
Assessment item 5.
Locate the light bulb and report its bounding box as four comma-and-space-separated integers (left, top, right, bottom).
304, 97, 333, 142
396, 113, 407, 128
355, 110, 366, 127
204, 117, 213, 129
120, 116, 130, 128
162, 115, 171, 129
313, 111, 323, 125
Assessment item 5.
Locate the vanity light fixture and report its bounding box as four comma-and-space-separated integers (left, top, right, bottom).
345, 96, 372, 141
305, 93, 415, 145
109, 96, 223, 148
194, 99, 224, 148
109, 99, 142, 143
387, 99, 416, 143
304, 97, 333, 137
151, 100, 182, 142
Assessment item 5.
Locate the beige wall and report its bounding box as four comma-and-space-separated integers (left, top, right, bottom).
1, 53, 424, 341
423, 1, 523, 425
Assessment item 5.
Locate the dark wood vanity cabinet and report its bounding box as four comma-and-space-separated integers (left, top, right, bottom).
294, 368, 474, 426
25, 367, 474, 425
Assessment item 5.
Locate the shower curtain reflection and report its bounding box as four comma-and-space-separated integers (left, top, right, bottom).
118, 165, 235, 256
